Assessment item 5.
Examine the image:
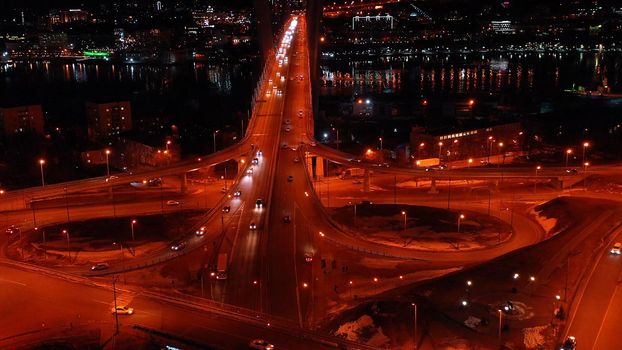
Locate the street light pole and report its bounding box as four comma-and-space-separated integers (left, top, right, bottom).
412, 302, 418, 350
131, 219, 137, 241
401, 211, 407, 231
379, 137, 383, 150
105, 149, 111, 177
39, 159, 46, 187
438, 141, 443, 160
498, 309, 503, 342
63, 229, 70, 263
582, 142, 589, 165
457, 214, 465, 233
213, 130, 220, 153
534, 165, 541, 193
583, 162, 589, 190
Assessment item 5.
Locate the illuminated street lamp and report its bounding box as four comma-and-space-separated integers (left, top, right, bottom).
332, 127, 340, 149
166, 140, 172, 151
131, 219, 137, 241
418, 142, 425, 159
468, 158, 473, 168
534, 165, 541, 193
582, 142, 589, 164
411, 302, 418, 350
487, 136, 495, 163
62, 229, 70, 262
438, 141, 443, 160
457, 214, 465, 233
39, 159, 46, 187
583, 162, 590, 190
213, 130, 220, 153
565, 149, 573, 168
379, 137, 383, 150
497, 142, 504, 167
401, 211, 407, 231
105, 149, 111, 177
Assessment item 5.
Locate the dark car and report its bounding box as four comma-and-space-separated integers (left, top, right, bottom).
560, 336, 576, 350
565, 168, 578, 174
170, 241, 186, 251
283, 215, 291, 223
256, 199, 264, 208
222, 206, 231, 213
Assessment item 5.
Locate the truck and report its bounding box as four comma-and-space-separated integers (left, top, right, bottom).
216, 253, 228, 280
339, 168, 368, 179
415, 158, 440, 168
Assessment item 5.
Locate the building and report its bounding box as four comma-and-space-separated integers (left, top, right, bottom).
0, 104, 44, 135
86, 101, 132, 142
410, 122, 523, 163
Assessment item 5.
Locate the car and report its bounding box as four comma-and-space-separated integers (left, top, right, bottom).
252, 158, 259, 165
166, 200, 180, 206
284, 119, 291, 125
257, 150, 263, 157
111, 306, 134, 315
560, 336, 576, 350
220, 187, 229, 193
298, 110, 304, 117
249, 339, 274, 350
276, 90, 282, 96
265, 90, 271, 97
222, 206, 231, 213
268, 79, 272, 85
283, 215, 291, 223
281, 143, 288, 149
5, 225, 20, 235
287, 175, 294, 182
310, 141, 317, 147
247, 168, 254, 176
195, 226, 206, 236
438, 164, 448, 170
566, 168, 578, 174
284, 126, 292, 132
249, 222, 257, 230
611, 242, 621, 255
91, 263, 109, 271
105, 175, 118, 182
256, 199, 263, 208
425, 167, 436, 172
170, 241, 186, 251
293, 157, 300, 163
304, 253, 313, 263
233, 191, 242, 197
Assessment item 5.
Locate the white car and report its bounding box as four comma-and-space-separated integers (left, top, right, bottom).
233, 191, 242, 197
247, 168, 254, 176
166, 200, 180, 206
611, 242, 621, 255
111, 306, 134, 315
249, 339, 274, 350
91, 263, 109, 271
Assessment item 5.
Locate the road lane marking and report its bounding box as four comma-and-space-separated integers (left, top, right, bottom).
0, 278, 26, 286
591, 283, 621, 350
92, 299, 110, 305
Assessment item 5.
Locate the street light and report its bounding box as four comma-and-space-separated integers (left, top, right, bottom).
565, 149, 572, 168
401, 211, 407, 231
468, 158, 473, 168
39, 159, 46, 187
62, 229, 70, 262
166, 140, 172, 151
534, 165, 541, 193
130, 219, 137, 241
498, 309, 503, 341
497, 142, 504, 167
457, 214, 465, 233
332, 127, 340, 149
418, 142, 425, 159
487, 136, 495, 163
213, 130, 220, 153
438, 141, 443, 160
379, 137, 383, 150
582, 142, 589, 164
105, 149, 111, 177
411, 302, 418, 350
583, 162, 590, 190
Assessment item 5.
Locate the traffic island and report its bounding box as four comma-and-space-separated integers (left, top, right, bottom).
8, 210, 206, 268
331, 204, 512, 251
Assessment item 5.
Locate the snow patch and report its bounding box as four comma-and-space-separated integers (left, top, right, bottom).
531, 208, 557, 234
335, 314, 390, 347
